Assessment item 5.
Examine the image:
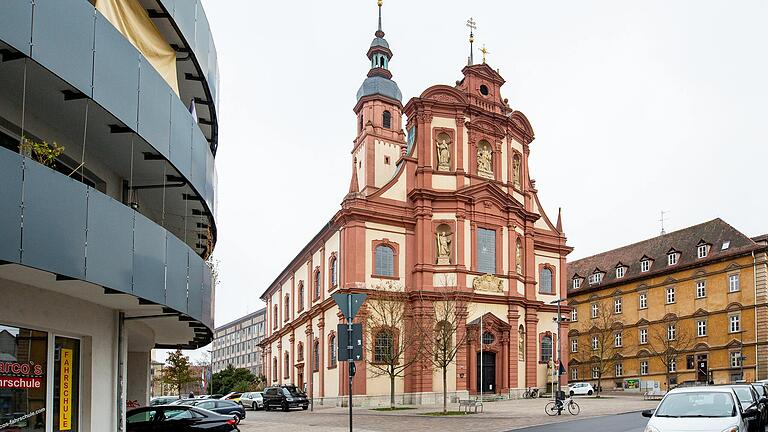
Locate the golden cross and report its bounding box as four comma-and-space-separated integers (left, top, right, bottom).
480, 44, 490, 63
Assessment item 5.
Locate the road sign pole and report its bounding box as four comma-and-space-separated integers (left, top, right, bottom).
348, 294, 354, 432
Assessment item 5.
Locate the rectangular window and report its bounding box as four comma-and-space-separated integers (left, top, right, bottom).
0, 325, 48, 431
669, 358, 677, 373
588, 273, 602, 285
571, 308, 578, 322
729, 274, 740, 292
697, 320, 707, 337
592, 366, 599, 379
591, 303, 598, 318
639, 328, 648, 344
640, 360, 649, 375
698, 244, 708, 259
571, 338, 578, 353
639, 293, 647, 309
476, 228, 496, 274
666, 287, 675, 304
591, 336, 598, 351
571, 368, 578, 381
641, 260, 650, 272
729, 314, 741, 333
696, 281, 706, 298
614, 332, 622, 347
668, 324, 676, 341
614, 298, 622, 314
616, 267, 626, 278
730, 351, 742, 368
572, 278, 581, 289
615, 363, 623, 377
668, 253, 678, 266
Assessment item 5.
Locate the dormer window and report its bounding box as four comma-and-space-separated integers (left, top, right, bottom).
615, 264, 626, 279
722, 241, 731, 250
588, 271, 603, 285
572, 277, 582, 289
640, 258, 651, 273
667, 250, 679, 266
697, 242, 709, 259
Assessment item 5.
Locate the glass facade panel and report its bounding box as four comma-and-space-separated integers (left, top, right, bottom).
0, 324, 48, 431
85, 192, 134, 293
137, 59, 172, 159
166, 234, 190, 314
132, 212, 167, 305
476, 228, 496, 274
0, 0, 33, 55
0, 148, 23, 263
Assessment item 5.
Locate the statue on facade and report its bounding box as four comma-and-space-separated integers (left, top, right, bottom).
477, 145, 493, 178
512, 155, 521, 189
436, 137, 450, 171
515, 238, 523, 274
436, 230, 452, 265
518, 327, 525, 361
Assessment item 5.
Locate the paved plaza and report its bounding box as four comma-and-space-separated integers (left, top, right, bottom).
237, 393, 660, 432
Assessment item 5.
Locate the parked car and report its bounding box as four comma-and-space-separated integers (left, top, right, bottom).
567, 382, 594, 396
178, 399, 246, 423
126, 405, 239, 432
642, 387, 759, 432
221, 392, 243, 405
263, 385, 309, 411
727, 384, 768, 432
149, 396, 181, 406
240, 392, 264, 410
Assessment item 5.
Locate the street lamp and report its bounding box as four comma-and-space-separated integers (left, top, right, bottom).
550, 298, 568, 403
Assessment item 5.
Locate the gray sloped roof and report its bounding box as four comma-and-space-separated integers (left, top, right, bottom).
371, 37, 389, 49
567, 218, 758, 293
356, 75, 402, 102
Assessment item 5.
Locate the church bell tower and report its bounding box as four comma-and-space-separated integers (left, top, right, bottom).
350, 0, 406, 196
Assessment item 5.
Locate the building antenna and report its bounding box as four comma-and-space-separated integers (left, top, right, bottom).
659, 210, 670, 235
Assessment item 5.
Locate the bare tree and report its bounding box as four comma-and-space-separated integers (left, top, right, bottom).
576, 301, 620, 397
364, 281, 424, 409
648, 316, 695, 390
416, 283, 473, 414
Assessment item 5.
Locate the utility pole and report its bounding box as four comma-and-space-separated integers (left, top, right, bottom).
479, 315, 483, 402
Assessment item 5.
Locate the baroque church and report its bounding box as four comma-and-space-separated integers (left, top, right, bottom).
259, 2, 571, 405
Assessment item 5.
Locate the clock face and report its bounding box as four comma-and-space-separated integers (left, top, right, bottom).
480, 84, 489, 96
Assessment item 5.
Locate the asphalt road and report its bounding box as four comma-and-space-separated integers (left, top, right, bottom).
509, 412, 648, 432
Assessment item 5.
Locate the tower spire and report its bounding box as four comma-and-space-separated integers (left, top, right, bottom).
377, 0, 384, 37
466, 17, 477, 65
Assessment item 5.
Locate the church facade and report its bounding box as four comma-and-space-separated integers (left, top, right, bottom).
259, 3, 571, 405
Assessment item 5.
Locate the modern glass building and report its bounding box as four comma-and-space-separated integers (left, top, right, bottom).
0, 1, 219, 430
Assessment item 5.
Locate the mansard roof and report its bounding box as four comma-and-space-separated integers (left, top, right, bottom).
568, 218, 759, 294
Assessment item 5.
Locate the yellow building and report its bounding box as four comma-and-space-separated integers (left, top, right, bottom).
567, 219, 768, 391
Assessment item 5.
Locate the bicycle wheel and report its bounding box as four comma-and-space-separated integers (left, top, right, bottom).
545, 401, 558, 416
568, 401, 580, 415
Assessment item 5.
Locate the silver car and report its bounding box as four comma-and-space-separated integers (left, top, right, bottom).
240, 391, 264, 410
642, 387, 759, 432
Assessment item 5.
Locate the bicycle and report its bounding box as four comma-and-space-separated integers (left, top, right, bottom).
545, 396, 580, 416
523, 387, 540, 399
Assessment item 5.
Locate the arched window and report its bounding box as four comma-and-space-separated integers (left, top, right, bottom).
329, 256, 338, 288
374, 245, 395, 277
297, 282, 305, 311
272, 357, 277, 381
297, 342, 304, 362
358, 115, 363, 133
329, 334, 337, 368
284, 351, 290, 379
312, 339, 320, 371
541, 334, 553, 362
382, 110, 392, 129
313, 270, 321, 300
434, 320, 453, 361
539, 267, 553, 294
482, 331, 495, 345
374, 329, 393, 363
518, 325, 526, 361
284, 294, 290, 320
272, 305, 278, 329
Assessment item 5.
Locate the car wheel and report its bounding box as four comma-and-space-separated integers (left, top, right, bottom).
265, 403, 271, 411
587, 390, 593, 395
253, 402, 258, 411
232, 415, 240, 425
302, 406, 308, 410
282, 402, 289, 412
569, 390, 574, 396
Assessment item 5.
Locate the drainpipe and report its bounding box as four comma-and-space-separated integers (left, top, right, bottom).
753, 251, 760, 380
117, 312, 126, 432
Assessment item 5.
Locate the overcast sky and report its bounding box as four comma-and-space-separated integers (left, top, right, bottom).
198, 0, 768, 341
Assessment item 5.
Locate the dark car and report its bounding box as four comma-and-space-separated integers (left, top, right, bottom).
179, 399, 246, 423
728, 384, 767, 432
126, 405, 239, 432
263, 385, 309, 411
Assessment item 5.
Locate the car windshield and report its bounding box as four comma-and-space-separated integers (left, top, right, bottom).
655, 392, 736, 418
733, 387, 755, 404
283, 387, 305, 397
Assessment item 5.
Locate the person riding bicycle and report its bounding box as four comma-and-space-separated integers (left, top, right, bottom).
554, 390, 566, 413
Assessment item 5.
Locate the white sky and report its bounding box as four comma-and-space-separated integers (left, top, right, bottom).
198, 0, 768, 342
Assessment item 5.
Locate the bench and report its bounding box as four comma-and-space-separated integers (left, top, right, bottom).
458, 399, 484, 414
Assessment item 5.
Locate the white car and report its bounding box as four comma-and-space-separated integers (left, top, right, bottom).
642, 387, 759, 432
568, 382, 595, 396
240, 391, 264, 410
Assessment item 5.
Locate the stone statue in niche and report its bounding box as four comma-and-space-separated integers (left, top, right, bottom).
518, 327, 526, 361
477, 143, 493, 178
515, 238, 523, 274
435, 229, 452, 265
512, 155, 521, 189
436, 135, 451, 171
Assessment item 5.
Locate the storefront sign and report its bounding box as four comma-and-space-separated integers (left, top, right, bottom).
0, 361, 44, 389
625, 378, 640, 389
60, 349, 73, 431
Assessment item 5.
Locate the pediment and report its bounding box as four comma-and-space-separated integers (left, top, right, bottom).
726, 339, 743, 348
693, 343, 710, 351
468, 118, 506, 138
663, 276, 677, 284
457, 182, 523, 209
568, 329, 580, 336
692, 308, 709, 317
637, 349, 651, 357
725, 263, 741, 271
662, 313, 678, 322
726, 302, 743, 312
636, 318, 650, 326
419, 85, 469, 105
467, 312, 511, 330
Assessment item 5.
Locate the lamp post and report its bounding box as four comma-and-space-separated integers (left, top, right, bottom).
550, 299, 567, 402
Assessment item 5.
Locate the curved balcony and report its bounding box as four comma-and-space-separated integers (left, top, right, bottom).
0, 146, 212, 347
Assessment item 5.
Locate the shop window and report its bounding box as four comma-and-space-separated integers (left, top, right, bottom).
0, 325, 48, 431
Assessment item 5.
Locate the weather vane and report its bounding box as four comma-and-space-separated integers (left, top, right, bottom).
466, 17, 477, 65
480, 44, 490, 64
